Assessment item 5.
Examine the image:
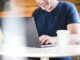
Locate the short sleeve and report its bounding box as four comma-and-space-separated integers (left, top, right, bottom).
32, 9, 38, 22
67, 3, 80, 24
0, 19, 1, 28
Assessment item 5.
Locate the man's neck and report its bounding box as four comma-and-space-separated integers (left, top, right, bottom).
46, 1, 59, 12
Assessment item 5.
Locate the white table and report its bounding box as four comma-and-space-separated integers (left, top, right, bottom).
0, 45, 80, 60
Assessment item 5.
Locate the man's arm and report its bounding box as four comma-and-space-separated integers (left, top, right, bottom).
67, 23, 80, 44
67, 23, 80, 34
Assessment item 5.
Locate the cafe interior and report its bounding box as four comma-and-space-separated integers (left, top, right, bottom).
0, 0, 80, 60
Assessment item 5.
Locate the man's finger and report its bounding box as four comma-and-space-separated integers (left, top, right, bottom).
43, 39, 48, 45
40, 39, 48, 45
45, 40, 51, 45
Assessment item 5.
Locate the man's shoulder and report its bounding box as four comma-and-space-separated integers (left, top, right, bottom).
32, 7, 43, 17
33, 7, 42, 14
60, 1, 75, 7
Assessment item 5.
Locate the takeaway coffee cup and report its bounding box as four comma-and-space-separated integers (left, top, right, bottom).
57, 30, 70, 48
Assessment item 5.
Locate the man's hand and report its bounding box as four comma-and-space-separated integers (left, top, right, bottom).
39, 35, 57, 45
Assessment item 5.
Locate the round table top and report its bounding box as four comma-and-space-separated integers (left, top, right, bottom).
0, 45, 80, 58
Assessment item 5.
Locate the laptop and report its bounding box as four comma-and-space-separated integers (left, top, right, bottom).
1, 17, 55, 48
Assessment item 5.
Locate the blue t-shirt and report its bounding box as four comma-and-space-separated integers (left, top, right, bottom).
32, 1, 80, 36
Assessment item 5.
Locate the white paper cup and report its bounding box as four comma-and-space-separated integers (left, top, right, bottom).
57, 30, 70, 48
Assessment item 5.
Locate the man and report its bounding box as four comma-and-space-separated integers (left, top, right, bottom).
32, 0, 80, 60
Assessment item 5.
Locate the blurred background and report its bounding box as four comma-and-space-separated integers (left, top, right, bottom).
0, 0, 80, 60
0, 0, 80, 17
